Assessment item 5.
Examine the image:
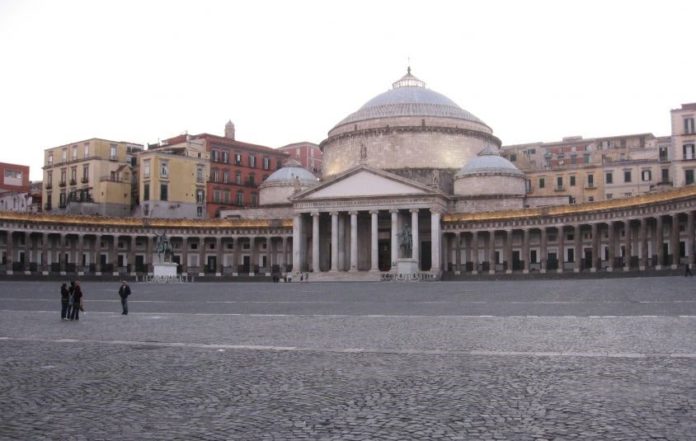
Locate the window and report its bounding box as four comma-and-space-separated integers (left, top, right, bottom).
72, 145, 78, 160
641, 169, 651, 182
48, 152, 53, 166
160, 161, 168, 178
211, 169, 219, 183
197, 167, 204, 183
235, 171, 241, 185
82, 164, 89, 182
70, 167, 77, 184
46, 172, 53, 186
624, 170, 632, 183
659, 147, 669, 162
249, 154, 256, 168
556, 176, 563, 190
584, 154, 590, 164
686, 170, 695, 185
84, 143, 89, 158
588, 196, 594, 202
143, 160, 151, 178
236, 191, 244, 206
160, 183, 168, 201
143, 183, 150, 200
60, 169, 66, 185
110, 144, 117, 160
213, 190, 221, 203
685, 117, 695, 134
587, 174, 594, 187
569, 176, 576, 187
62, 149, 67, 162
196, 189, 205, 204
248, 174, 255, 186
605, 172, 613, 184
539, 177, 545, 189
251, 193, 258, 207
263, 157, 271, 170
223, 171, 229, 184
211, 150, 218, 162
235, 153, 242, 165
607, 193, 613, 199
684, 144, 695, 160
222, 151, 229, 164
59, 191, 66, 208
197, 206, 203, 217
662, 168, 670, 183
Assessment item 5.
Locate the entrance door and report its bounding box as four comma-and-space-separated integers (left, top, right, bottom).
207, 256, 217, 273
378, 240, 390, 271
584, 249, 593, 270
421, 242, 431, 271
135, 255, 145, 273
242, 255, 251, 273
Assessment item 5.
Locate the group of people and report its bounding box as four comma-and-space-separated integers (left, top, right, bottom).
59, 280, 133, 319
59, 280, 84, 321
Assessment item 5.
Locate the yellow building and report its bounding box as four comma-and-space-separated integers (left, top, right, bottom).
138, 137, 209, 218
42, 138, 143, 216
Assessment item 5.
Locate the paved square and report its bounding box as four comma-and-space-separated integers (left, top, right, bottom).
1, 278, 695, 440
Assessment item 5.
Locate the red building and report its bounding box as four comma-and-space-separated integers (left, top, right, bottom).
161, 122, 288, 217
278, 142, 322, 176
0, 162, 30, 193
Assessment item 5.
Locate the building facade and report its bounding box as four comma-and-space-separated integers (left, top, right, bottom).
278, 142, 322, 176
42, 138, 143, 217
0, 162, 30, 194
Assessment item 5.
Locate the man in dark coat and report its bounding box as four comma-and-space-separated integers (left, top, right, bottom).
119, 281, 131, 315
60, 283, 70, 320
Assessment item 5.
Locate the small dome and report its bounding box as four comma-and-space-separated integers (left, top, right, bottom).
331, 68, 487, 132
263, 159, 317, 185
456, 147, 524, 178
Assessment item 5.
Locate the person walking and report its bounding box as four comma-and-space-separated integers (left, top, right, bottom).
685, 263, 693, 277
60, 283, 70, 320
118, 281, 131, 315
69, 281, 83, 321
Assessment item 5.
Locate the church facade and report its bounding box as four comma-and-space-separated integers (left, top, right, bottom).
2, 70, 696, 279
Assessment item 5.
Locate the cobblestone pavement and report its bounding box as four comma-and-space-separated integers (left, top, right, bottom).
0, 278, 695, 440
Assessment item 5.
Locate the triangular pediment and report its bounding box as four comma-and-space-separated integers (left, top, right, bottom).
296, 167, 434, 200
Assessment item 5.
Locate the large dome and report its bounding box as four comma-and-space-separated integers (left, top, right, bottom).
331, 69, 488, 132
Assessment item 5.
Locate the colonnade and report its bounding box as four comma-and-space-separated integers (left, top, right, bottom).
445, 212, 693, 274
292, 208, 442, 274
0, 230, 292, 277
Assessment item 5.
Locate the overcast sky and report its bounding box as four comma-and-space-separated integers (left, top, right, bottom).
1, 0, 695, 181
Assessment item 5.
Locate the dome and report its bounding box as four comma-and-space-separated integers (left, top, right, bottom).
456, 146, 524, 178
263, 159, 317, 185
331, 68, 488, 131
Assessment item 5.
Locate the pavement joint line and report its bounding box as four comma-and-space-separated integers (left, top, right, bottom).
2, 336, 695, 359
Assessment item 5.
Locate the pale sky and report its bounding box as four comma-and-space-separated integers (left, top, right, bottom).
1, 0, 695, 181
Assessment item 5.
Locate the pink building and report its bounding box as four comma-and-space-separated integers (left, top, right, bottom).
278, 142, 322, 176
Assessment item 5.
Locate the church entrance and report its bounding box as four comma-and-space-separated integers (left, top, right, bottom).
378, 240, 390, 271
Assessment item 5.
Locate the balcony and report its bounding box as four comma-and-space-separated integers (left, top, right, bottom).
99, 176, 126, 183
81, 177, 89, 184
69, 179, 77, 186
58, 181, 66, 188
45, 184, 52, 190
585, 183, 595, 189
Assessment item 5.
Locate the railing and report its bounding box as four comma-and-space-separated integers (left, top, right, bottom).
81, 177, 89, 183
69, 179, 77, 186
99, 176, 127, 183
58, 181, 66, 188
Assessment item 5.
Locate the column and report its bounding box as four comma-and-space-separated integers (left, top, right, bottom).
655, 216, 663, 270
292, 214, 303, 273
488, 230, 496, 274
24, 232, 31, 273
688, 212, 695, 268
338, 213, 346, 271
522, 229, 530, 274
181, 237, 189, 274
504, 229, 513, 274
455, 234, 462, 274
280, 237, 287, 272
95, 234, 103, 274
216, 237, 223, 276
249, 237, 257, 275
471, 231, 479, 274
199, 237, 206, 275
557, 227, 564, 273
146, 234, 153, 274
591, 223, 599, 272
311, 212, 320, 273
390, 209, 398, 269
431, 210, 441, 273
233, 237, 242, 275
623, 221, 632, 271
6, 231, 14, 273
574, 225, 582, 273
639, 218, 648, 271
349, 211, 358, 272
60, 234, 67, 274
266, 237, 272, 275
607, 222, 615, 272
41, 233, 48, 274
331, 212, 339, 272
78, 234, 85, 275
109, 236, 118, 275
370, 211, 379, 272
540, 228, 547, 274
411, 209, 419, 268
671, 214, 680, 269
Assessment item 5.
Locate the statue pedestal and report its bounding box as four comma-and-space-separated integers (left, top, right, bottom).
396, 258, 419, 275
153, 262, 178, 277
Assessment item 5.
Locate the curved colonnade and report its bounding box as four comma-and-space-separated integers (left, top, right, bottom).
2, 186, 696, 278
